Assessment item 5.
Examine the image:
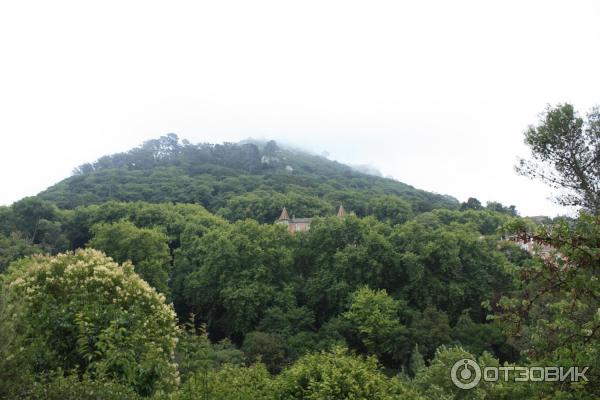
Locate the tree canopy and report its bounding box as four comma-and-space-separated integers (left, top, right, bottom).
38, 136, 460, 220
0, 249, 179, 397
518, 103, 600, 212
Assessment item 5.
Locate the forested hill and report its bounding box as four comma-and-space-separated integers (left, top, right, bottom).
38, 134, 459, 222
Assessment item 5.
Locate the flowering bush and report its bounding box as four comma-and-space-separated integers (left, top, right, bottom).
0, 249, 179, 396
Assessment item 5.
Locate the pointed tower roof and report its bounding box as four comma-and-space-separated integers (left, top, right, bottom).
337, 204, 346, 218
278, 207, 290, 221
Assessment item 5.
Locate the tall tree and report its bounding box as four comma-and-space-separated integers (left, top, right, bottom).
517, 103, 600, 213
493, 104, 600, 398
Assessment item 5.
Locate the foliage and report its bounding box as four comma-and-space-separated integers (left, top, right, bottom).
412, 345, 529, 400
298, 215, 401, 324
368, 195, 413, 225
174, 363, 275, 400
175, 320, 244, 381
88, 220, 171, 294
408, 344, 426, 376
241, 331, 287, 373
460, 198, 517, 216
460, 197, 483, 211
483, 103, 600, 398
0, 198, 69, 254
342, 286, 409, 364
275, 347, 421, 400
0, 197, 521, 381
0, 249, 179, 396
485, 201, 517, 216
63, 201, 224, 249
517, 103, 600, 212
416, 208, 511, 235
177, 219, 295, 338
451, 312, 519, 363
257, 305, 315, 336
38, 135, 460, 217
391, 220, 513, 318
494, 213, 600, 397
1, 135, 560, 397
409, 306, 452, 361
217, 190, 334, 223
12, 373, 142, 400
0, 232, 42, 273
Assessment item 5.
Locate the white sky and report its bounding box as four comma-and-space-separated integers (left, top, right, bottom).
1, 1, 599, 216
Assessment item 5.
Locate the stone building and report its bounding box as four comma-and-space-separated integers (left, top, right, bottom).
276, 205, 346, 233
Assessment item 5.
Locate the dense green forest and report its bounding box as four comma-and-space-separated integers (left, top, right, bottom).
0, 104, 598, 399
38, 135, 459, 219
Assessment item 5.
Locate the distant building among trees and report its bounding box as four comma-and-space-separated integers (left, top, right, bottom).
505, 234, 554, 258
276, 205, 346, 233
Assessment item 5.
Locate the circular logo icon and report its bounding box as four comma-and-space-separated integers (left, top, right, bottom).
451, 359, 481, 389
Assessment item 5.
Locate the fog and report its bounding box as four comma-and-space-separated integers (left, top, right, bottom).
1, 0, 599, 216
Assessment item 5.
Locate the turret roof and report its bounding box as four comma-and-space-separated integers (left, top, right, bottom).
278, 207, 290, 220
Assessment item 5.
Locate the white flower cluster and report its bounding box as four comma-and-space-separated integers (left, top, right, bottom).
2, 248, 180, 390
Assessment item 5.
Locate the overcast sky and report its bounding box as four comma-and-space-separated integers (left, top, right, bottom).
1, 1, 599, 216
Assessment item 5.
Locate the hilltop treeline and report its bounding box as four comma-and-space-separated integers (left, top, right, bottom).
38, 135, 459, 218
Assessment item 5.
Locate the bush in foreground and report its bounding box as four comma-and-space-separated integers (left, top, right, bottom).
0, 249, 179, 397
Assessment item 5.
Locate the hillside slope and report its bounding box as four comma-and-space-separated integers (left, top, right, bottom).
38, 134, 459, 222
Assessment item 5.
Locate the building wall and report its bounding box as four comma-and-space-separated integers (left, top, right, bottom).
276, 212, 313, 233
290, 222, 310, 232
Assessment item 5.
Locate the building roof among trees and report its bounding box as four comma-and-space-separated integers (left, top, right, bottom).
278, 207, 290, 221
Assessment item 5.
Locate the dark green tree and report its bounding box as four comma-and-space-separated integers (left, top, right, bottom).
0, 232, 42, 273
87, 220, 172, 294
460, 197, 483, 211
517, 103, 600, 212
178, 220, 295, 339
409, 306, 451, 361
368, 195, 413, 225
242, 331, 287, 373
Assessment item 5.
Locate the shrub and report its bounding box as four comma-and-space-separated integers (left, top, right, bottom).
174, 363, 275, 400
275, 347, 420, 399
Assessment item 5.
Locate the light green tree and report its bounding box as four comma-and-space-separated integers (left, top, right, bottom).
276, 347, 423, 400
0, 249, 179, 397
174, 363, 275, 400
343, 286, 408, 362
